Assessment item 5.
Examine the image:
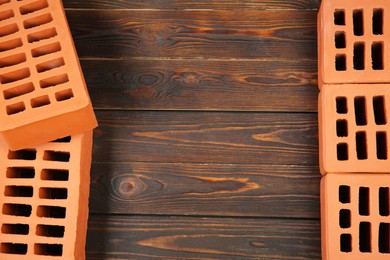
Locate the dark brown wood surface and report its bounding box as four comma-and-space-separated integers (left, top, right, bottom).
63, 0, 321, 258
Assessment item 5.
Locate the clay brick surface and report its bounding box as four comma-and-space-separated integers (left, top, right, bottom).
321, 173, 390, 259
319, 84, 390, 174
318, 0, 390, 85
0, 131, 92, 259
0, 0, 97, 150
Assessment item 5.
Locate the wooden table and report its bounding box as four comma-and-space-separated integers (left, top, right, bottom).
64, 0, 321, 258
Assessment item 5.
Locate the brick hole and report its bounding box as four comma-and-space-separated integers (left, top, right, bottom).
40, 73, 69, 89
373, 8, 384, 35
354, 96, 367, 125
339, 185, 350, 203
31, 42, 61, 58
55, 88, 74, 102
334, 9, 345, 25
335, 31, 346, 49
6, 102, 25, 115
377, 132, 387, 160
379, 187, 390, 216
7, 167, 35, 178
41, 169, 69, 181
3, 82, 34, 100
353, 9, 364, 36
0, 38, 22, 52
23, 13, 52, 29
340, 234, 352, 252
373, 96, 386, 125
36, 205, 66, 219
356, 131, 368, 160
0, 243, 27, 255
360, 222, 372, 252
36, 57, 65, 73
354, 42, 365, 70
27, 27, 57, 43
4, 185, 33, 197
335, 54, 347, 71
52, 136, 71, 143
0, 9, 14, 22
39, 187, 67, 199
8, 149, 36, 160
336, 97, 348, 114
34, 243, 63, 256
2, 203, 31, 217
0, 67, 30, 84
336, 119, 348, 137
0, 53, 26, 69
31, 95, 50, 108
337, 143, 348, 160
339, 209, 351, 228
0, 0, 10, 6
359, 187, 370, 216
36, 225, 64, 238
43, 150, 70, 162
0, 23, 18, 37
1, 224, 29, 235
20, 0, 48, 15
379, 223, 390, 253
372, 42, 384, 70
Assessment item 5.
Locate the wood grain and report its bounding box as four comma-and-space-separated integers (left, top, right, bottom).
83, 59, 318, 112
67, 10, 317, 59
89, 162, 320, 218
86, 215, 321, 259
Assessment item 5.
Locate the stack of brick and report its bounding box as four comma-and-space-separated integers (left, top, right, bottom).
0, 0, 97, 259
318, 0, 390, 259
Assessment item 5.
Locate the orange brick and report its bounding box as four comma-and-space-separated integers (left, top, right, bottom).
321, 173, 390, 259
318, 0, 390, 85
0, 131, 92, 259
0, 0, 97, 150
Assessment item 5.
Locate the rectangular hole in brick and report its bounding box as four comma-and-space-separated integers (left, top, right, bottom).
335, 32, 346, 49
340, 234, 352, 252
36, 206, 66, 219
0, 38, 22, 52
31, 42, 61, 58
36, 225, 64, 238
339, 209, 351, 228
339, 185, 350, 203
36, 57, 65, 73
34, 243, 63, 256
0, 67, 30, 84
4, 186, 33, 197
3, 82, 34, 100
356, 131, 368, 160
2, 203, 31, 217
359, 187, 370, 216
379, 223, 390, 253
373, 8, 384, 35
373, 96, 386, 125
334, 9, 345, 25
20, 0, 48, 15
360, 222, 372, 252
0, 53, 26, 69
377, 132, 387, 160
1, 243, 27, 255
7, 167, 35, 178
354, 42, 365, 70
354, 96, 367, 125
336, 97, 348, 114
336, 119, 348, 137
43, 151, 70, 162
379, 187, 390, 216
335, 54, 347, 71
23, 13, 52, 29
8, 149, 36, 160
337, 143, 349, 161
39, 188, 67, 200
52, 136, 71, 143
1, 224, 29, 235
27, 27, 57, 43
31, 95, 50, 108
55, 89, 74, 102
0, 23, 18, 37
354, 9, 364, 36
372, 42, 384, 70
6, 102, 25, 115
0, 9, 14, 22
39, 74, 69, 88
41, 169, 69, 181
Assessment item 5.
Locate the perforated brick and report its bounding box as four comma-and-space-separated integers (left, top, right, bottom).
0, 131, 92, 259
0, 0, 97, 150
319, 84, 390, 174
318, 0, 390, 85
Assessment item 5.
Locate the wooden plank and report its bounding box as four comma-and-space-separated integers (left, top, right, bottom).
64, 0, 321, 10
89, 162, 320, 218
67, 10, 317, 60
86, 215, 321, 259
83, 59, 318, 112
93, 111, 319, 165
